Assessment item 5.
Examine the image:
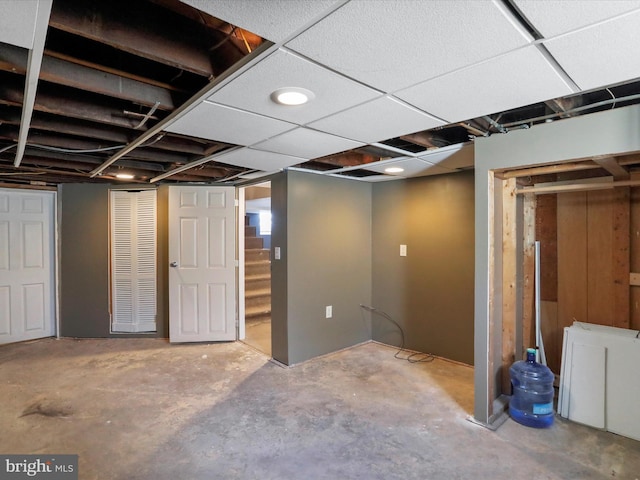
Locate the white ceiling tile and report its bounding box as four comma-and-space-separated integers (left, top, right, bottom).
215, 148, 305, 171
179, 0, 341, 43
252, 128, 364, 159
165, 101, 295, 146
0, 0, 40, 49
417, 144, 474, 170
544, 10, 640, 91
396, 46, 573, 124
364, 158, 455, 178
514, 0, 640, 38
286, 0, 531, 92
209, 49, 381, 125
309, 96, 444, 144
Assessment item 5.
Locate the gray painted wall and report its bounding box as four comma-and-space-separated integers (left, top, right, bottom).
275, 170, 372, 365
59, 183, 168, 338
371, 171, 475, 365
270, 173, 288, 365
473, 104, 640, 425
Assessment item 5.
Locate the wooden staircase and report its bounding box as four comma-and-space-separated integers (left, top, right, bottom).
245, 219, 271, 322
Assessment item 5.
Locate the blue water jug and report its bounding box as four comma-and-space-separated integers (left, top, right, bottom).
509, 348, 555, 428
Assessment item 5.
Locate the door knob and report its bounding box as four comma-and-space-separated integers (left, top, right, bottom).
170, 261, 178, 267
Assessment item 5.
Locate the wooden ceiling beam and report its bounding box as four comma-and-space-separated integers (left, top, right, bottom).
313, 152, 377, 168
399, 132, 439, 149
0, 78, 148, 130
19, 149, 166, 172
1, 110, 131, 144
49, 0, 218, 78
2, 110, 216, 156
592, 155, 630, 180
500, 161, 598, 179
44, 50, 188, 94
0, 44, 175, 110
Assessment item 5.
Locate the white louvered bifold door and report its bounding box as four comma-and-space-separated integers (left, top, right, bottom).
110, 190, 157, 332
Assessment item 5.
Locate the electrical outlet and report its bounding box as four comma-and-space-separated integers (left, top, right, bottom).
325, 305, 332, 318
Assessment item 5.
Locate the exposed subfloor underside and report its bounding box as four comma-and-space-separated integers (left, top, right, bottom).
1, 339, 638, 479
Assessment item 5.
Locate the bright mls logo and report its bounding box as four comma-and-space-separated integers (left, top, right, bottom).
0, 455, 77, 479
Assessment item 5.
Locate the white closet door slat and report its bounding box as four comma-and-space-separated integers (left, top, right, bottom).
110, 190, 157, 333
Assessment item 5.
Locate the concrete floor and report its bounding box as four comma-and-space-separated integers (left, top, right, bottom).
1, 339, 639, 480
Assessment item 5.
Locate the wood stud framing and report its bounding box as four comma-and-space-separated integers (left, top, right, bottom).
491, 151, 639, 384
501, 177, 517, 394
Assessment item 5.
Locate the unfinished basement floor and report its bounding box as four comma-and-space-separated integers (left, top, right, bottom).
1, 339, 639, 479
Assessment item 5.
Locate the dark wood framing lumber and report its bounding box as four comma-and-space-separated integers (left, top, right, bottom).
49, 0, 218, 77
0, 45, 175, 110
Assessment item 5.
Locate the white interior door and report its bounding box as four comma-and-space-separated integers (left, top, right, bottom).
0, 189, 55, 344
168, 186, 236, 342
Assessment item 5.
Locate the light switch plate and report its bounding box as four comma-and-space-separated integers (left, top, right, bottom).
274, 246, 281, 260
326, 305, 332, 318
400, 244, 407, 257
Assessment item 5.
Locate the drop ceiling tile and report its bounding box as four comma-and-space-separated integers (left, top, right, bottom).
286, 0, 531, 92
179, 0, 341, 43
209, 49, 381, 125
514, 0, 640, 38
364, 158, 456, 178
252, 128, 364, 159
396, 46, 573, 124
215, 147, 305, 171
0, 0, 40, 49
165, 101, 295, 146
417, 144, 474, 170
543, 10, 640, 91
308, 96, 444, 144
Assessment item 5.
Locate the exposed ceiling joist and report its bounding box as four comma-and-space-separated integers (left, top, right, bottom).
0, 44, 176, 110
3, 0, 640, 186
592, 155, 630, 180
48, 0, 240, 78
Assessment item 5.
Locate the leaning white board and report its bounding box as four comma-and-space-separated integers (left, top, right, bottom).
559, 322, 640, 441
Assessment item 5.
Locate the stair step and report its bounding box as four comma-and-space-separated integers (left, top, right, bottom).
245, 225, 257, 237
246, 274, 270, 286
245, 249, 270, 262
245, 262, 270, 276
246, 296, 271, 310
244, 279, 271, 297
245, 286, 271, 297
245, 237, 263, 249
245, 307, 271, 319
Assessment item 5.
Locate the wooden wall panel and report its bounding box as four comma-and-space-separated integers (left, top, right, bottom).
631, 185, 640, 331
612, 188, 630, 329
587, 189, 614, 326
535, 194, 557, 302
557, 192, 588, 372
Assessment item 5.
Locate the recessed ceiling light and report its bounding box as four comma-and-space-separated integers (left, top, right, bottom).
271, 87, 315, 106
385, 167, 404, 173
116, 173, 134, 180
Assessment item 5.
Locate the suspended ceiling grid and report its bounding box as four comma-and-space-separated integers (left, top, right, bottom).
1, 0, 640, 186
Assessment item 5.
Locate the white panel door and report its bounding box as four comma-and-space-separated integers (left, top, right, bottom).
168, 186, 236, 342
0, 188, 55, 344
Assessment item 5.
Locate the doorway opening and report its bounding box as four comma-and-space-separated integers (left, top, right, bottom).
241, 182, 272, 356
